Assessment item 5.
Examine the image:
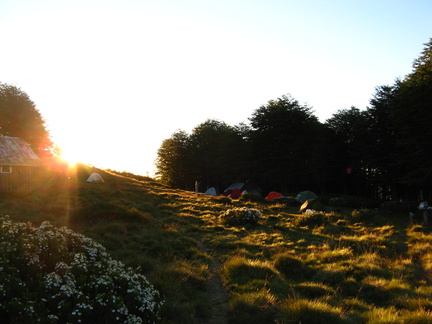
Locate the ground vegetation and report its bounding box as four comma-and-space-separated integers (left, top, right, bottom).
1, 165, 431, 323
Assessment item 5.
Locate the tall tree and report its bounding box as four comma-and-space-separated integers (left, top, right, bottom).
366, 85, 398, 199
248, 94, 326, 192
0, 83, 52, 154
390, 38, 432, 191
188, 119, 252, 189
155, 130, 192, 189
156, 120, 251, 190
326, 107, 372, 196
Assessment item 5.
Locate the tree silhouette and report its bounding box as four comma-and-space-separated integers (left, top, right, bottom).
326, 107, 372, 196
391, 38, 432, 191
189, 120, 252, 189
0, 83, 52, 155
248, 94, 326, 192
156, 130, 192, 189
367, 85, 398, 199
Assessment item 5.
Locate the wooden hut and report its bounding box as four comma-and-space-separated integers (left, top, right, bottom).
0, 136, 43, 192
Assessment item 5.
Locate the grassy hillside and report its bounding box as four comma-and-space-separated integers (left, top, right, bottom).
1, 164, 431, 323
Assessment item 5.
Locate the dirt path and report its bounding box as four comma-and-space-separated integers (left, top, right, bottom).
199, 243, 229, 324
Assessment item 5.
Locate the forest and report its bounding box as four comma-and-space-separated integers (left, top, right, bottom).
156, 38, 432, 201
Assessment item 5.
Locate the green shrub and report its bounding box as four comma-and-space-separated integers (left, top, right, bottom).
219, 207, 262, 226
0, 215, 163, 323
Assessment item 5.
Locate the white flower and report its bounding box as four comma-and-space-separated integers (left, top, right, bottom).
0, 215, 163, 322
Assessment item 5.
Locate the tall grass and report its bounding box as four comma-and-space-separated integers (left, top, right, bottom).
279, 298, 349, 323
1, 164, 431, 323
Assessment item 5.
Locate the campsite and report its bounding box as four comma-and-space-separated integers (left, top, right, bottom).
1, 164, 431, 323
1, 35, 432, 322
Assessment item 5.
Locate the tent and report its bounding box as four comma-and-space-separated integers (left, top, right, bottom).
295, 191, 318, 204
224, 181, 262, 196
265, 191, 283, 201
87, 172, 105, 183
299, 199, 325, 213
242, 181, 263, 195
224, 182, 244, 193
229, 188, 242, 198
205, 187, 219, 196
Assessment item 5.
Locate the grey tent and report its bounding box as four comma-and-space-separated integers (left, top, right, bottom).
295, 191, 318, 204
224, 182, 244, 192
87, 172, 105, 183
205, 187, 219, 196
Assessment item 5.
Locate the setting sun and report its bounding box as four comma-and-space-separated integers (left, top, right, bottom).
57, 145, 81, 166
59, 153, 79, 169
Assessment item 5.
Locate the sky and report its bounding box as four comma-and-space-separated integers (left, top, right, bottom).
1, 0, 431, 176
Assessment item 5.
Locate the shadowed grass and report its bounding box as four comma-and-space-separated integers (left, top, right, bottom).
227, 290, 278, 323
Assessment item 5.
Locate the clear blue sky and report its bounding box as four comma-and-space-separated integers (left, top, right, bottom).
1, 0, 431, 176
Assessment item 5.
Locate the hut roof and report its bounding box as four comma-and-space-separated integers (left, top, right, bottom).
0, 136, 42, 166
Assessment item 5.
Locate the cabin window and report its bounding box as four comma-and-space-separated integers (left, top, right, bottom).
0, 166, 12, 173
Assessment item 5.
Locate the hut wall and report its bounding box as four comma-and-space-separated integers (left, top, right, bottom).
0, 166, 40, 193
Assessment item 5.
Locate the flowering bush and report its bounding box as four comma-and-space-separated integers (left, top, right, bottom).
0, 215, 163, 323
220, 207, 262, 226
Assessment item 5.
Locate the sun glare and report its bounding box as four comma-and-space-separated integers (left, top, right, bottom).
59, 147, 82, 168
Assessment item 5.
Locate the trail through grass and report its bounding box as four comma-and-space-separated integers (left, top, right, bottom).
198, 242, 228, 324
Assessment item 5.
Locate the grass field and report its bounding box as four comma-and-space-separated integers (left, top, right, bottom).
1, 164, 431, 323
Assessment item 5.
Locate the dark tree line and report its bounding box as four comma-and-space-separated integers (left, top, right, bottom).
157, 38, 432, 201
156, 97, 343, 195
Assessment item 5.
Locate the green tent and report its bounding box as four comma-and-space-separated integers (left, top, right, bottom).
295, 191, 318, 204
